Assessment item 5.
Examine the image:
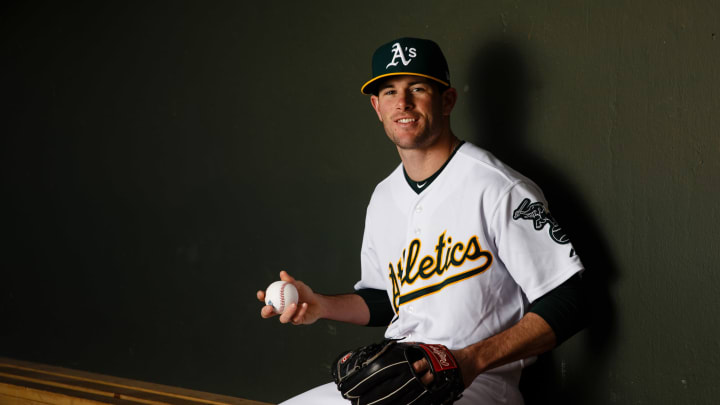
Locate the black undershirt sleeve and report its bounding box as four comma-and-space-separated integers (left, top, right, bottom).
354, 288, 395, 327
528, 273, 589, 345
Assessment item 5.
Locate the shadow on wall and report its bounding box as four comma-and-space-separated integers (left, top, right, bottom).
467, 39, 618, 404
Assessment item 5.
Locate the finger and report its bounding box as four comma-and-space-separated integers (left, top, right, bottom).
292, 302, 308, 325
420, 370, 434, 385
260, 305, 278, 318
279, 270, 296, 283
413, 358, 429, 374
413, 359, 434, 385
257, 290, 266, 302
278, 302, 299, 323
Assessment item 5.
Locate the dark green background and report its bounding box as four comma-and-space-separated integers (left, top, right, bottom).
2, 1, 719, 404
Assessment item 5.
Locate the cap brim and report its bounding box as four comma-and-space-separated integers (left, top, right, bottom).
360, 72, 450, 95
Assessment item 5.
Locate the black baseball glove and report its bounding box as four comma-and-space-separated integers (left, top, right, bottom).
331, 339, 464, 405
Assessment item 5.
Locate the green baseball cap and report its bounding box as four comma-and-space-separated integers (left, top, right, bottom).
361, 37, 450, 95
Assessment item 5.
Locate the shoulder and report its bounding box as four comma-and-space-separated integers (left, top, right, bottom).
452, 142, 538, 193
372, 163, 404, 195
365, 163, 405, 209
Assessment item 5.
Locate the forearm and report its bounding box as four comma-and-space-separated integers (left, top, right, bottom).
317, 293, 371, 326
462, 273, 587, 377
462, 313, 556, 377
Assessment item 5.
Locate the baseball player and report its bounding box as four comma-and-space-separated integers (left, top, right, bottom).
257, 37, 587, 404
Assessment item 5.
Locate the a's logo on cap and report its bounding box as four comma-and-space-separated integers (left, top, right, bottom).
386, 42, 417, 69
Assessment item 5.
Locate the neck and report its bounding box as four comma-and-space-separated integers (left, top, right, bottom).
399, 131, 459, 181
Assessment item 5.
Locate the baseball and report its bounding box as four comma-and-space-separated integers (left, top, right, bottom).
264, 281, 299, 314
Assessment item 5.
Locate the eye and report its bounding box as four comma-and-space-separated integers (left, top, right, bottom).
411, 86, 426, 93
383, 89, 397, 96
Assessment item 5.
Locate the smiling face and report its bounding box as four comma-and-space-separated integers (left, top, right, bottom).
370, 75, 456, 151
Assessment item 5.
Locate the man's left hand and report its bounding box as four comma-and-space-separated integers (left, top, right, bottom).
412, 347, 479, 388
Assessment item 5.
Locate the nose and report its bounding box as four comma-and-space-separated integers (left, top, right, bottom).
396, 90, 414, 110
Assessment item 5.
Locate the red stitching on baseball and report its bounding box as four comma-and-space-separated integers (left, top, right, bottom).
279, 281, 287, 312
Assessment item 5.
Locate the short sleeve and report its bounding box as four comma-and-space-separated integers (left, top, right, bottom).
490, 181, 584, 302
354, 204, 387, 291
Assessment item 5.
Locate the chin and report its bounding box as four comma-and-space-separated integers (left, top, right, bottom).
387, 130, 421, 146
390, 131, 436, 149
392, 138, 434, 150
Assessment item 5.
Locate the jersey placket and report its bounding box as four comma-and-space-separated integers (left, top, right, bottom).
399, 192, 428, 340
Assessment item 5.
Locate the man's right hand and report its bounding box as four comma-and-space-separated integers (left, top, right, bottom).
257, 271, 323, 325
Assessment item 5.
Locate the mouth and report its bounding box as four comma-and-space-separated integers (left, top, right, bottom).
394, 117, 418, 124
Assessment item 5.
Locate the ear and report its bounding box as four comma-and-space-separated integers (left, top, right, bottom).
370, 95, 383, 122
441, 87, 458, 116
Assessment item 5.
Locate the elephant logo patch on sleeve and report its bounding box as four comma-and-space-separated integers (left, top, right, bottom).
512, 198, 570, 245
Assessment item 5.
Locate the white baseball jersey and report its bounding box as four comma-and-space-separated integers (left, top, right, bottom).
280, 142, 584, 405
353, 141, 584, 403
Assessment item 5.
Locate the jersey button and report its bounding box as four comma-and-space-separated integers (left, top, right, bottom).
415, 205, 423, 213
414, 228, 421, 235
408, 305, 415, 313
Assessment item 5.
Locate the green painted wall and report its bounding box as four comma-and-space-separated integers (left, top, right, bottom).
2, 1, 718, 404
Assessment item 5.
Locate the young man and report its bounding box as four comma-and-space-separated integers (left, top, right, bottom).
258, 37, 586, 404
